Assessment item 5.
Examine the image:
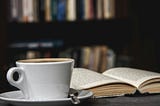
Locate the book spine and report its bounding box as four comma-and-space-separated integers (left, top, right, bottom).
89, 0, 94, 20
45, 0, 52, 22
51, 0, 58, 21
84, 0, 89, 20
22, 0, 29, 22
27, 0, 34, 22
103, 0, 115, 19
10, 0, 18, 22
97, 0, 103, 20
84, 0, 94, 20
106, 49, 116, 70
98, 46, 108, 73
67, 0, 76, 21
33, 0, 39, 22
81, 46, 91, 69
93, 46, 101, 72
92, 0, 97, 20
17, 0, 23, 22
39, 0, 45, 22
76, 0, 84, 20
57, 0, 66, 21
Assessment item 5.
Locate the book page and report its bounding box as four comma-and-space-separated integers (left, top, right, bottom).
103, 67, 160, 88
70, 68, 126, 90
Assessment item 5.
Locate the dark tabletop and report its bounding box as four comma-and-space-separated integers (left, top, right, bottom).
1, 94, 160, 106
80, 94, 160, 106
87, 95, 160, 106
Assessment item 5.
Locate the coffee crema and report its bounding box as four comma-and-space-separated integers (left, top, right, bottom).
18, 58, 73, 63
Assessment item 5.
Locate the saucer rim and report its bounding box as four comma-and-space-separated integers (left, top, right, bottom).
0, 90, 93, 103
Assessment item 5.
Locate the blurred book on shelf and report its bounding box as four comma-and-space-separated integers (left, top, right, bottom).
8, 0, 124, 23
66, 0, 76, 21
58, 45, 116, 73
103, 0, 115, 19
57, 0, 67, 21
45, 0, 52, 22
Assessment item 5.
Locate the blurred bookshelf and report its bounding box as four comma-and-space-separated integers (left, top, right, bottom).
7, 0, 128, 22
1, 0, 134, 73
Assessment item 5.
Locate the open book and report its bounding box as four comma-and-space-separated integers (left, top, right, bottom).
70, 67, 160, 97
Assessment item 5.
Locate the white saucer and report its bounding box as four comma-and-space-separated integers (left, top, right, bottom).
0, 90, 93, 106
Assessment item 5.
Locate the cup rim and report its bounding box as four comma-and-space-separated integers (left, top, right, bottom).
16, 58, 74, 65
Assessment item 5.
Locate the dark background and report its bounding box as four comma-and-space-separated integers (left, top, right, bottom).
0, 0, 160, 92
128, 0, 160, 71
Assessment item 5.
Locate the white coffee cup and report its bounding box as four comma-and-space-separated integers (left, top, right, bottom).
7, 58, 74, 100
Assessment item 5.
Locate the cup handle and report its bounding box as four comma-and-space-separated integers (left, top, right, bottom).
7, 67, 28, 98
